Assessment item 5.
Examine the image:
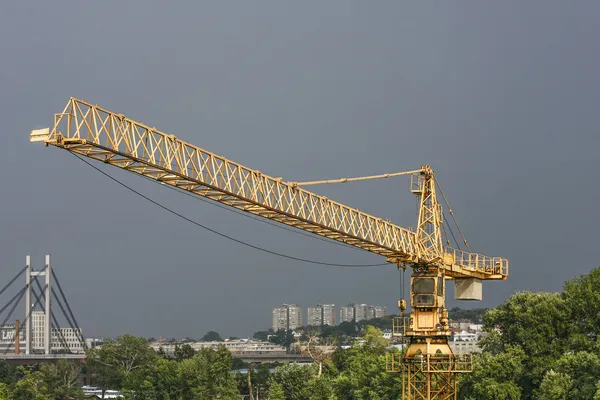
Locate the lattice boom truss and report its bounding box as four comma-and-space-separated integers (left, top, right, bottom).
40, 98, 507, 279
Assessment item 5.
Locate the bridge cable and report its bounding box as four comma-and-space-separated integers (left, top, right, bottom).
32, 278, 73, 354
0, 287, 26, 327
52, 270, 87, 350
71, 152, 390, 268
51, 287, 84, 351
0, 266, 27, 300
0, 287, 26, 316
4, 282, 42, 355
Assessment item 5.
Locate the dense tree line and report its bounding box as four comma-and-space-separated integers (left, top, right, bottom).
0, 361, 84, 399
447, 307, 488, 323
460, 267, 600, 399
0, 268, 598, 399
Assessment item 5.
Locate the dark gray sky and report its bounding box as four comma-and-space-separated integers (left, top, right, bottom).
1, 1, 599, 339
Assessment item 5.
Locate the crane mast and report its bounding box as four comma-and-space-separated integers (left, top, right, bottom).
30, 97, 508, 400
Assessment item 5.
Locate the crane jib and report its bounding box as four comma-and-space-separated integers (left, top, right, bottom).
30, 97, 508, 281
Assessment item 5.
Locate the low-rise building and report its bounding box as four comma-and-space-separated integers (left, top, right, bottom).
150, 339, 287, 357
452, 330, 477, 342
449, 340, 481, 355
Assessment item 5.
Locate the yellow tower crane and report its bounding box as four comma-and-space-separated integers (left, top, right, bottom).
30, 98, 508, 400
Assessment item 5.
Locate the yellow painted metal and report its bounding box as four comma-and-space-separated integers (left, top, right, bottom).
387, 339, 472, 400
32, 97, 508, 399
31, 97, 508, 281
291, 169, 423, 187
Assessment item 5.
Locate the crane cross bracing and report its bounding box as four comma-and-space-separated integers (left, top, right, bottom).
31, 97, 509, 400
31, 97, 506, 281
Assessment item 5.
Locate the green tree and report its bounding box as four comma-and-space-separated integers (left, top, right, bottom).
38, 360, 84, 400
237, 364, 272, 398
179, 355, 210, 400
9, 367, 52, 400
270, 363, 314, 400
552, 352, 600, 400
179, 345, 239, 400
563, 268, 600, 350
174, 343, 196, 362
269, 330, 295, 348
459, 345, 526, 400
361, 326, 389, 352
201, 331, 222, 342
537, 370, 572, 400
253, 330, 273, 341
307, 376, 336, 400
332, 336, 402, 400
86, 334, 156, 392
231, 358, 248, 371
268, 382, 285, 400
0, 382, 10, 399
480, 291, 571, 398
0, 361, 17, 385
357, 315, 395, 331
448, 307, 489, 323
123, 357, 180, 400
254, 364, 272, 393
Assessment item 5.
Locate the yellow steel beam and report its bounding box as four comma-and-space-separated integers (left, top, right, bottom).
31, 97, 507, 280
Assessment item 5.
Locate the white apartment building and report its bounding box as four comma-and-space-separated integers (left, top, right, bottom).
450, 340, 481, 355
341, 304, 386, 323
272, 304, 303, 331
51, 328, 85, 353
322, 304, 336, 326
354, 304, 370, 322
31, 311, 84, 353
307, 307, 322, 327
31, 311, 45, 350
340, 304, 355, 323
307, 304, 336, 327
453, 330, 477, 342
369, 305, 387, 319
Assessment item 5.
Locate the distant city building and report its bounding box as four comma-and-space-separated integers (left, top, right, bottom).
307, 304, 336, 327
272, 304, 302, 331
150, 339, 287, 356
272, 306, 288, 331
51, 328, 84, 353
369, 305, 387, 319
354, 304, 370, 322
449, 340, 480, 355
340, 304, 355, 323
0, 324, 25, 353
340, 304, 386, 323
322, 304, 336, 326
31, 311, 45, 350
452, 331, 477, 342
0, 315, 84, 354
85, 338, 104, 349
31, 311, 84, 353
307, 307, 322, 327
